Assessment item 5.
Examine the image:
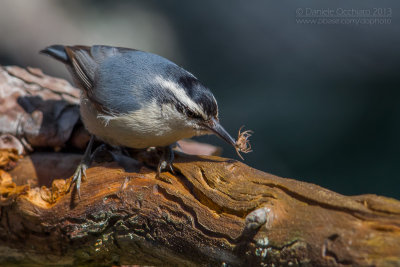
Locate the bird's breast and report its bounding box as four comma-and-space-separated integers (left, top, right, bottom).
80, 96, 198, 148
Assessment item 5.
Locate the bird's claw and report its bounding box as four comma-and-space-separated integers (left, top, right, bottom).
156, 145, 175, 179
69, 162, 88, 199
156, 160, 174, 184
157, 160, 175, 175
67, 135, 95, 200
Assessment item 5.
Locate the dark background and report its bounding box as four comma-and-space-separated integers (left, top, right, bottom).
1, 0, 399, 198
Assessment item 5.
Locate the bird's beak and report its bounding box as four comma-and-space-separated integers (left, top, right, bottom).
207, 118, 236, 147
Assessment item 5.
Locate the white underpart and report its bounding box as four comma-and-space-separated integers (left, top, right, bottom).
153, 75, 206, 119
80, 94, 205, 149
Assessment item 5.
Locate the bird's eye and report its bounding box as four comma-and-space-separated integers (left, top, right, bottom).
187, 110, 195, 118
186, 109, 201, 119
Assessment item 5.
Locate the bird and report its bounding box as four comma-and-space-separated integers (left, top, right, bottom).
40, 45, 248, 198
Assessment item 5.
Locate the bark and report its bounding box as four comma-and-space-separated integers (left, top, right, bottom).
0, 66, 400, 266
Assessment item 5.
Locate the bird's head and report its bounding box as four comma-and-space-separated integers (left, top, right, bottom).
155, 73, 237, 149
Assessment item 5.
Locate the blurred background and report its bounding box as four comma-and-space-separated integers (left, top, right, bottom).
0, 0, 399, 198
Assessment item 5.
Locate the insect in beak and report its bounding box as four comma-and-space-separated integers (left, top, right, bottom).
206, 118, 253, 160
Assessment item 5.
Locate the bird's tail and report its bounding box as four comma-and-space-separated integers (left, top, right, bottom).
40, 45, 70, 64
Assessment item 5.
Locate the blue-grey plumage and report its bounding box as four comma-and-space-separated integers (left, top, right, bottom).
41, 44, 239, 197
41, 45, 234, 149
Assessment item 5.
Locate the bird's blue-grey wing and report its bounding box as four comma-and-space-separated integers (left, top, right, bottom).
41, 45, 119, 113
93, 48, 188, 114
66, 45, 134, 114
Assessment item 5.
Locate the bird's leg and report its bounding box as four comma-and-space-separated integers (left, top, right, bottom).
69, 135, 95, 199
157, 144, 175, 176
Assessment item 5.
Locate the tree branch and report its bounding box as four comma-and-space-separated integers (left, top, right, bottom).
0, 66, 399, 266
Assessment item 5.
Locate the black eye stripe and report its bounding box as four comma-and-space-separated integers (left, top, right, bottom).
175, 103, 203, 119
186, 109, 203, 119
158, 76, 218, 119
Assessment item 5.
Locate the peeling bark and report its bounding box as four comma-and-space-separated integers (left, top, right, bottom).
1, 152, 400, 266
0, 66, 400, 266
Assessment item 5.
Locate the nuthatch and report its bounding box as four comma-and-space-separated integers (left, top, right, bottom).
41, 45, 249, 197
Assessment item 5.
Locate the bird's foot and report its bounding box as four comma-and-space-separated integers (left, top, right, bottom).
156, 145, 175, 181
69, 161, 89, 199
68, 135, 95, 199
158, 160, 174, 174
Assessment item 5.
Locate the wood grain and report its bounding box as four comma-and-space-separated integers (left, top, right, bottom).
0, 66, 399, 266
0, 151, 399, 266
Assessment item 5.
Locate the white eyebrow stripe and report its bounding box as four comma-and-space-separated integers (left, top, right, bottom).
154, 75, 206, 117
